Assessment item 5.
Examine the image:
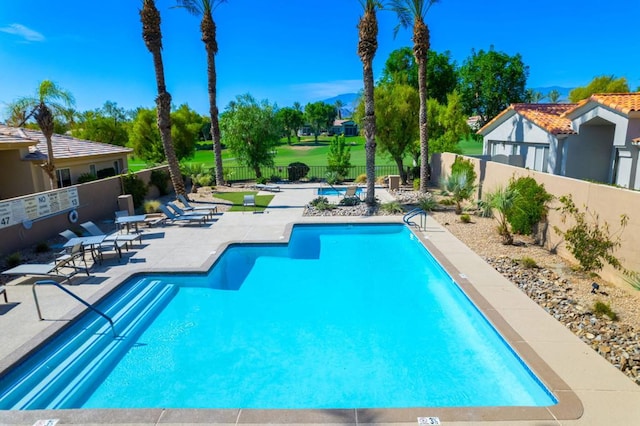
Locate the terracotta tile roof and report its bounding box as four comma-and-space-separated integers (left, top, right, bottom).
479, 103, 577, 135
587, 93, 640, 114
0, 125, 132, 160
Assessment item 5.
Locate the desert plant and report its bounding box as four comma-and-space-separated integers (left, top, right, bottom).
593, 300, 618, 321
256, 176, 268, 185
5, 252, 21, 269
309, 196, 335, 211
325, 171, 342, 185
413, 178, 420, 191
417, 195, 438, 212
554, 195, 627, 273
624, 272, 640, 291
451, 156, 477, 189
144, 200, 162, 214
507, 176, 552, 235
150, 169, 170, 195
439, 198, 455, 206
34, 242, 50, 253
339, 197, 360, 206
440, 171, 475, 214
355, 173, 367, 184
484, 185, 520, 245
476, 199, 493, 218
519, 257, 538, 269
380, 201, 404, 214
460, 213, 471, 223
181, 163, 214, 192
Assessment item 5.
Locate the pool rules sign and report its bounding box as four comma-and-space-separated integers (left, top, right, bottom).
0, 187, 79, 230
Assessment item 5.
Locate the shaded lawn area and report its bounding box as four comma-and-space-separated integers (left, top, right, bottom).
214, 191, 274, 212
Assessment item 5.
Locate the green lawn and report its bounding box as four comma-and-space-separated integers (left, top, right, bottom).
212, 191, 274, 212
128, 135, 484, 172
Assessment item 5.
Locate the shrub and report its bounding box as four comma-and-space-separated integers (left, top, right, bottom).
380, 201, 404, 214
269, 175, 281, 183
519, 257, 538, 269
144, 200, 161, 214
624, 272, 640, 291
355, 174, 367, 184
5, 252, 21, 269
417, 195, 438, 212
256, 176, 268, 185
97, 167, 116, 179
309, 196, 335, 211
150, 169, 170, 196
376, 175, 388, 185
460, 213, 471, 223
325, 171, 341, 185
287, 162, 310, 181
326, 135, 351, 177
554, 194, 627, 272
413, 178, 420, 191
476, 199, 493, 218
593, 300, 618, 321
440, 171, 475, 214
339, 197, 360, 206
451, 156, 477, 188
483, 185, 520, 245
121, 172, 148, 208
506, 176, 552, 235
440, 198, 455, 206
77, 173, 98, 184
34, 242, 50, 253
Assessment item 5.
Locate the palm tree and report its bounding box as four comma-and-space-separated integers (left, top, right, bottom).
334, 99, 345, 120
140, 0, 186, 197
174, 0, 226, 187
390, 0, 438, 193
6, 80, 75, 189
358, 0, 382, 206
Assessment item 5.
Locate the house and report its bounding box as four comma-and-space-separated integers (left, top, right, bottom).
331, 119, 359, 137
477, 93, 640, 190
0, 125, 132, 200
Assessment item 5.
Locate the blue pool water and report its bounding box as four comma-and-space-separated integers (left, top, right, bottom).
0, 224, 556, 410
317, 186, 363, 196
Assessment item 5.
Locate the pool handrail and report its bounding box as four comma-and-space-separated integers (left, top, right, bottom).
32, 279, 117, 338
403, 208, 427, 230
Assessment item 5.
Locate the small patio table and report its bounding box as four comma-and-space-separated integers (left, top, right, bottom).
115, 214, 147, 234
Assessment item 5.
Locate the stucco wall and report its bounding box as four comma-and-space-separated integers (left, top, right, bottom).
0, 150, 36, 199
563, 125, 614, 182
0, 166, 170, 257
432, 153, 640, 287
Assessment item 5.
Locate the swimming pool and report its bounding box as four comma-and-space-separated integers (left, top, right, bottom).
317, 186, 363, 196
0, 224, 556, 410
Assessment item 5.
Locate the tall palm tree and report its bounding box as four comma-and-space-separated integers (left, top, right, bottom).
390, 0, 438, 193
175, 0, 226, 186
6, 80, 75, 189
358, 0, 382, 206
140, 0, 186, 197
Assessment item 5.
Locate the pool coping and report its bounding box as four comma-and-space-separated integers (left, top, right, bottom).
0, 218, 586, 424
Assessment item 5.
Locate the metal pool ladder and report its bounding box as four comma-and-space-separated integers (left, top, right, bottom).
403, 208, 427, 231
33, 279, 117, 338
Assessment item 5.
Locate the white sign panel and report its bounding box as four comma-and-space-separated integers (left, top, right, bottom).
0, 187, 79, 230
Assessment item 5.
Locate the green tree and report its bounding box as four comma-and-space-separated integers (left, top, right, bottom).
276, 106, 304, 144
220, 94, 280, 179
5, 80, 75, 189
170, 104, 202, 160
547, 89, 561, 103
327, 135, 351, 178
427, 91, 469, 154
458, 47, 529, 126
568, 75, 630, 102
73, 101, 130, 146
304, 101, 337, 142
527, 89, 544, 103
390, 0, 439, 193
356, 83, 419, 183
140, 0, 186, 196
380, 46, 457, 105
175, 0, 227, 186
358, 0, 382, 205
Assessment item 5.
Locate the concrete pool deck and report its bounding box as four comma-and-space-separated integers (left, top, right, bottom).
0, 183, 639, 425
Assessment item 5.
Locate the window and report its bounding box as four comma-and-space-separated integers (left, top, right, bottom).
56, 168, 72, 187
89, 164, 96, 176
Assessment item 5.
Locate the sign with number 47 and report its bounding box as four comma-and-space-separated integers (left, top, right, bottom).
417, 417, 441, 425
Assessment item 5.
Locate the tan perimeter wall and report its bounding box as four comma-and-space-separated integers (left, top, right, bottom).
0, 166, 170, 257
431, 153, 640, 286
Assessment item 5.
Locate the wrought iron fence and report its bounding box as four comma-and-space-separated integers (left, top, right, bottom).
223, 165, 400, 182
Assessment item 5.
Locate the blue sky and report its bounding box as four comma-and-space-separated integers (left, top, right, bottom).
1, 0, 639, 119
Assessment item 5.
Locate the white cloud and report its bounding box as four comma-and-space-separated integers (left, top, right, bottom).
0, 23, 45, 42
291, 80, 363, 102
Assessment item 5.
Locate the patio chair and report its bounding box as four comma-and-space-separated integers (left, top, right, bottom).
59, 227, 125, 264
254, 183, 280, 192
167, 202, 209, 221
342, 186, 361, 204
80, 221, 142, 248
1, 251, 90, 284
243, 194, 256, 211
159, 204, 208, 226
177, 194, 218, 218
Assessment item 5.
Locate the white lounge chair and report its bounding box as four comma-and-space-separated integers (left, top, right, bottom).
177, 194, 218, 218
1, 252, 90, 284
254, 183, 280, 192
160, 204, 208, 226
80, 221, 142, 248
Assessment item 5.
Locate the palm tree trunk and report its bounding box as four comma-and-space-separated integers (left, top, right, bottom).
35, 104, 58, 189
141, 0, 186, 197
414, 18, 430, 193
358, 4, 378, 206
202, 12, 225, 187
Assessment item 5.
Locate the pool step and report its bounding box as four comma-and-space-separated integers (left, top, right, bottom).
0, 280, 178, 410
